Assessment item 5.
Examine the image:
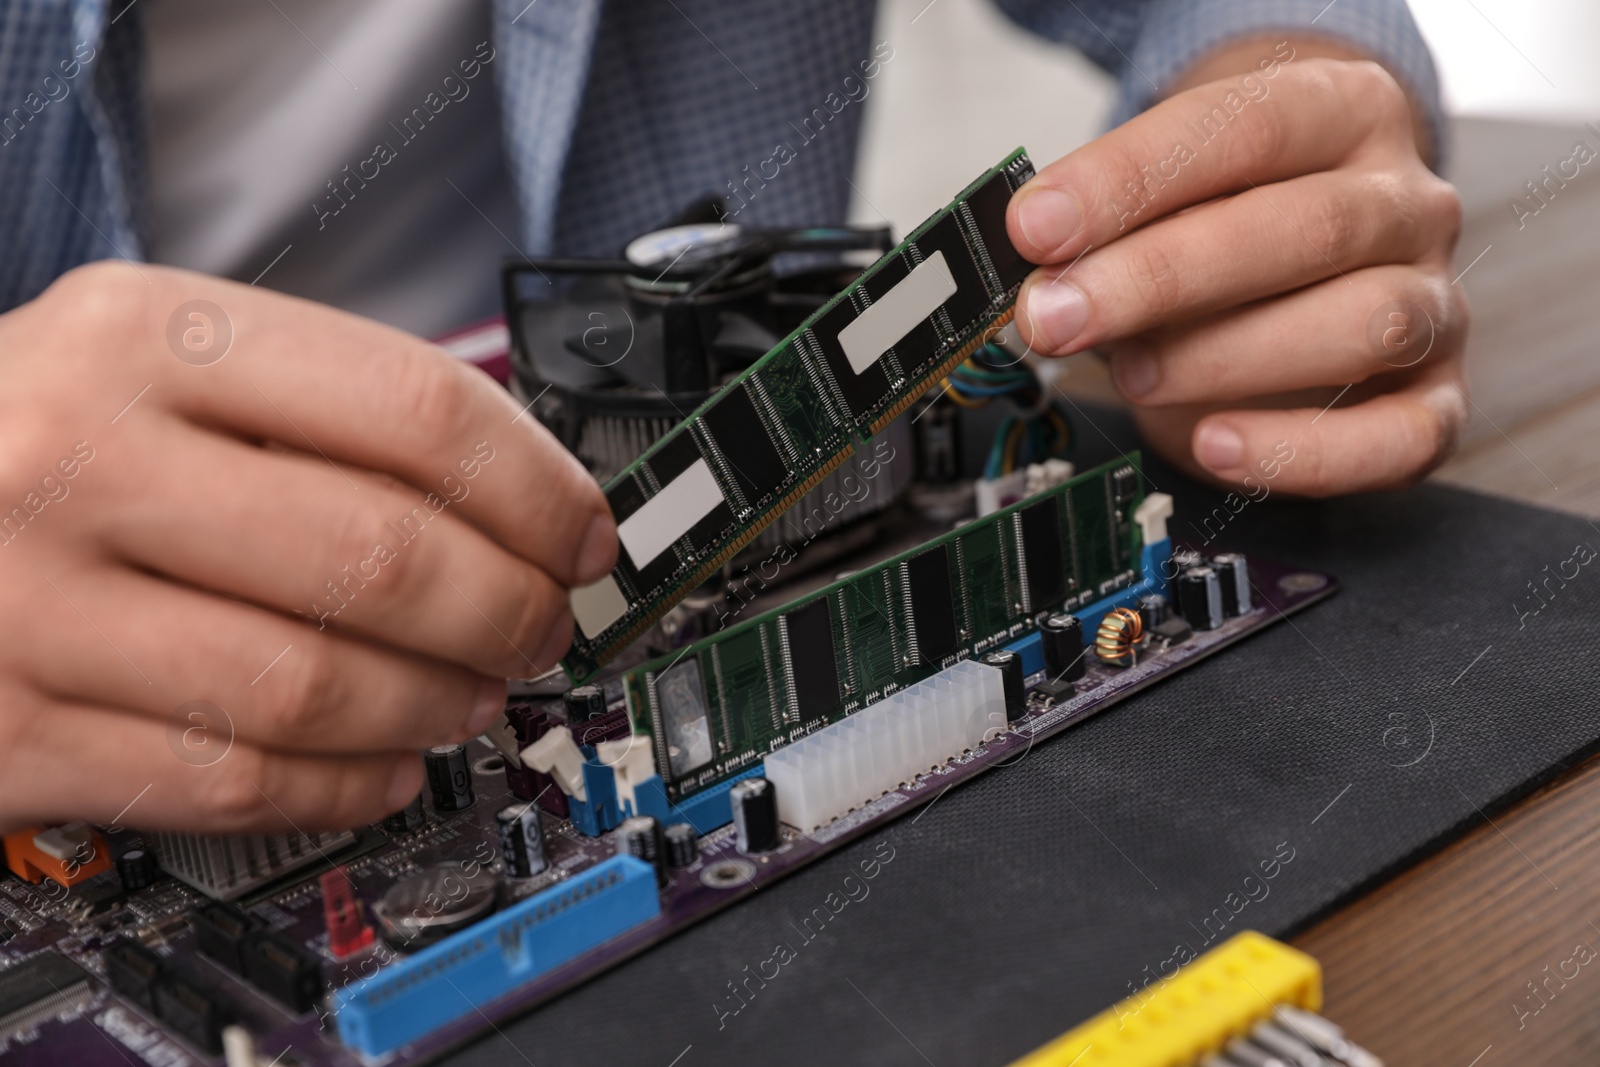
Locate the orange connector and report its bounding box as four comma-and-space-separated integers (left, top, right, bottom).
4, 823, 113, 887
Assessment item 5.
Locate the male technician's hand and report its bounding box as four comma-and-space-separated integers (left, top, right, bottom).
1011, 45, 1469, 495
0, 263, 616, 835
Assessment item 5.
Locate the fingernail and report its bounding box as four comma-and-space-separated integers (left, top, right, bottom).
1023, 279, 1089, 352
1016, 187, 1082, 255
1195, 423, 1244, 473
575, 511, 617, 583
385, 757, 423, 812
467, 676, 507, 734
535, 608, 575, 669
1112, 348, 1159, 399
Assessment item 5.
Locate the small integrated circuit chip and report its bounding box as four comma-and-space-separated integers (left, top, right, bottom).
783, 597, 840, 720
606, 477, 678, 595
0, 950, 94, 1040
1017, 497, 1068, 611
911, 214, 988, 330
698, 383, 788, 506
905, 545, 959, 666
859, 252, 941, 373
807, 297, 896, 420
963, 171, 1035, 290
645, 431, 735, 555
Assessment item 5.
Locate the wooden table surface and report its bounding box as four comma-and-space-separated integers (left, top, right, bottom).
1056, 115, 1600, 1064
1294, 116, 1600, 1067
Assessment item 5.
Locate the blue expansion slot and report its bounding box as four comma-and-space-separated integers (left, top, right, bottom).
333, 855, 660, 1057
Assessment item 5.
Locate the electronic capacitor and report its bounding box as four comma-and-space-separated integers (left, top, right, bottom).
562, 684, 607, 722
1170, 546, 1203, 573
1137, 593, 1170, 633
1211, 552, 1252, 616
1040, 613, 1086, 681
729, 777, 780, 854
664, 823, 699, 868
424, 744, 474, 812
116, 847, 160, 893
617, 816, 668, 885
1178, 565, 1224, 631
496, 803, 550, 878
982, 649, 1027, 721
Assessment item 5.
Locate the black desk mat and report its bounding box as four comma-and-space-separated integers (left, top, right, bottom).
452, 411, 1600, 1067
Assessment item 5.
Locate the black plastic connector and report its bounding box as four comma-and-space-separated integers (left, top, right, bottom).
104, 939, 164, 1013
242, 929, 324, 1014
192, 901, 261, 974
152, 970, 232, 1055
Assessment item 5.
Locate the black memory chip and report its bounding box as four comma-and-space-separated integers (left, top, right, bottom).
912, 213, 990, 330
0, 950, 93, 1031
860, 253, 940, 374
905, 545, 958, 665
699, 383, 788, 506
607, 474, 678, 593
1018, 498, 1068, 610
806, 295, 895, 420
644, 429, 735, 554
784, 596, 840, 720
964, 172, 1034, 291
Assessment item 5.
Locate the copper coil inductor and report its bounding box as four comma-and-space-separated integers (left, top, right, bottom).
1094, 607, 1143, 667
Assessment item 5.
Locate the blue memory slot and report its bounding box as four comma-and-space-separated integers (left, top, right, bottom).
1002, 537, 1172, 675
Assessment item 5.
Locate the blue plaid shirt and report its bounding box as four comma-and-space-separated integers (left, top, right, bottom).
0, 0, 1440, 314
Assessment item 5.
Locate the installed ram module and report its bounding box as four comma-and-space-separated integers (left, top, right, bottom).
624, 456, 1144, 803
562, 148, 1040, 682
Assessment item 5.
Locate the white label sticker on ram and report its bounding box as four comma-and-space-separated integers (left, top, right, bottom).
837, 250, 958, 376
616, 458, 725, 570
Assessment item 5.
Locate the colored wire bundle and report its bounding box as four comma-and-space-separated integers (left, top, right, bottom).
939, 344, 1072, 479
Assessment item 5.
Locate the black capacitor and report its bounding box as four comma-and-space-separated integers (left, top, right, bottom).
496, 803, 549, 878
562, 684, 607, 722
116, 846, 160, 893
982, 649, 1027, 721
1170, 546, 1203, 573
1040, 613, 1086, 681
617, 815, 668, 885
382, 791, 426, 834
729, 777, 780, 854
424, 744, 474, 812
664, 823, 698, 868
1137, 594, 1170, 633
1178, 565, 1224, 631
1211, 552, 1253, 616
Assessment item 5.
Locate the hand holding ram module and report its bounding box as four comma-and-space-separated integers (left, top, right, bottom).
561, 149, 1040, 681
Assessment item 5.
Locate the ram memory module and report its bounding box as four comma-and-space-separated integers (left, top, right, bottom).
562, 147, 1039, 682
622, 456, 1145, 803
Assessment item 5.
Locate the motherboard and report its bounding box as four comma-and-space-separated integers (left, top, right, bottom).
0, 149, 1337, 1067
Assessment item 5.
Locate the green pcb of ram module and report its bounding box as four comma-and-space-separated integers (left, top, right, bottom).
624, 456, 1145, 803
562, 148, 1040, 682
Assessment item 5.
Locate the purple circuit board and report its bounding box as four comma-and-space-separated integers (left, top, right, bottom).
0, 554, 1335, 1067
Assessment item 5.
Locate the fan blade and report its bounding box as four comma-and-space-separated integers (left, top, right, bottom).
752, 225, 894, 255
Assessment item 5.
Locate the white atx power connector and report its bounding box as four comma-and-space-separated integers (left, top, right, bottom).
764, 659, 1005, 834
